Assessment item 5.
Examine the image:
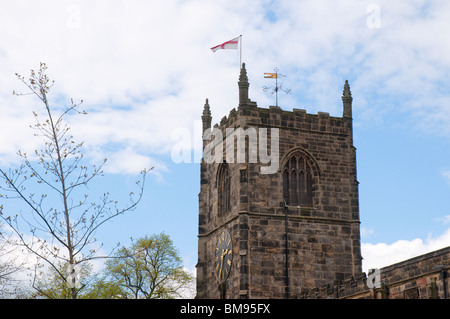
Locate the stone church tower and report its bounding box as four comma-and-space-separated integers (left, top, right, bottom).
196, 63, 362, 299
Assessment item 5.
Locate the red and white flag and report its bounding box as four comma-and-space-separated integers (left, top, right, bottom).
210, 36, 240, 52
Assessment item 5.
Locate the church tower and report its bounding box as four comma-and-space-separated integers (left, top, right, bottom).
196, 64, 362, 299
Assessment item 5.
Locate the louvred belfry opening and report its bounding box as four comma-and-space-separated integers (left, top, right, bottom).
218, 163, 231, 215
283, 152, 315, 206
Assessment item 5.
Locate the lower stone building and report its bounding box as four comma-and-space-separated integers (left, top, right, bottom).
304, 246, 450, 299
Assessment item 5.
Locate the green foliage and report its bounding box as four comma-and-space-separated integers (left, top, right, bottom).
79, 277, 128, 299
98, 233, 195, 299
32, 261, 92, 299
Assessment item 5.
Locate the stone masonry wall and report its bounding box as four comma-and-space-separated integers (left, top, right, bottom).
197, 101, 362, 298
238, 103, 362, 298
196, 64, 362, 299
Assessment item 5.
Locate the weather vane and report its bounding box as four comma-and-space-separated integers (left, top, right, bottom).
263, 67, 291, 107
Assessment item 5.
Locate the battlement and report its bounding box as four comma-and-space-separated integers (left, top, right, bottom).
302, 246, 450, 299
211, 100, 351, 136
245, 105, 351, 136
299, 272, 371, 299
203, 63, 353, 137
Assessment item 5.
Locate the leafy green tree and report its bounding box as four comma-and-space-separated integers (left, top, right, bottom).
79, 276, 128, 299
102, 233, 194, 299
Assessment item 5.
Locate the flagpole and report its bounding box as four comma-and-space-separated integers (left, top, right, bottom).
239, 35, 242, 67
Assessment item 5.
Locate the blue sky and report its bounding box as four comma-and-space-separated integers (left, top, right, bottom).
1, 0, 450, 278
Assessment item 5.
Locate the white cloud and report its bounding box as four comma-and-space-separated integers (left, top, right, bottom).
0, 229, 108, 297
1, 0, 450, 173
99, 146, 168, 180
435, 215, 450, 226
441, 170, 450, 185
361, 228, 450, 273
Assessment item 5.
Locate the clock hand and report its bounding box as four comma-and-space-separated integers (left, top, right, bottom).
218, 248, 229, 280
218, 254, 224, 279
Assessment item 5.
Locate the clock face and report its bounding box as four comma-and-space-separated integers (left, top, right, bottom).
215, 230, 233, 282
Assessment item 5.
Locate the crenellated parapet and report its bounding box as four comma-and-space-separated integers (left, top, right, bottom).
206, 64, 354, 140
302, 246, 450, 299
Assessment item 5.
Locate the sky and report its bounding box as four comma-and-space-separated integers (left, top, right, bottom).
1, 0, 450, 283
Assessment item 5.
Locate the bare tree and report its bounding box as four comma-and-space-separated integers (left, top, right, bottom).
0, 63, 150, 299
0, 223, 29, 298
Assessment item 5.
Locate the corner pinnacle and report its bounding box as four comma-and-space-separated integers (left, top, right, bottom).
342, 80, 353, 118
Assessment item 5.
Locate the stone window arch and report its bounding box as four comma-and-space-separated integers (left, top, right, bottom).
282, 149, 319, 207
217, 162, 231, 215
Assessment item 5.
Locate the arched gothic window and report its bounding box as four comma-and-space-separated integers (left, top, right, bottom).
218, 163, 231, 215
283, 152, 316, 206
